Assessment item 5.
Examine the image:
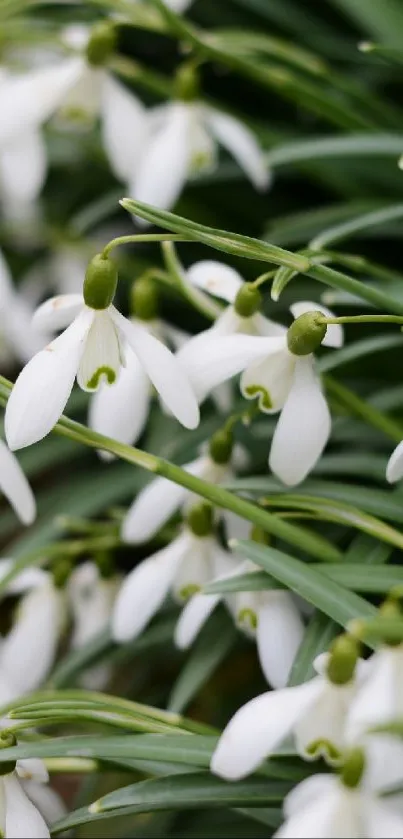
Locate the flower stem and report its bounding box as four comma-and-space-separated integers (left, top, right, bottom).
325, 376, 403, 443
101, 233, 189, 259
322, 314, 403, 326
250, 269, 276, 289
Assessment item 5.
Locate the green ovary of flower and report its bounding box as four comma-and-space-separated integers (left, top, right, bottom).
237, 608, 258, 631
179, 583, 201, 600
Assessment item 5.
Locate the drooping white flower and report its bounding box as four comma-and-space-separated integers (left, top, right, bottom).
0, 441, 36, 526
274, 771, 403, 839
0, 765, 51, 838
68, 561, 119, 689
112, 526, 229, 643
121, 450, 232, 544
0, 576, 66, 693
5, 284, 199, 451
175, 555, 304, 688
179, 300, 343, 486
386, 441, 403, 484
129, 100, 269, 218
211, 652, 365, 780
14, 757, 66, 833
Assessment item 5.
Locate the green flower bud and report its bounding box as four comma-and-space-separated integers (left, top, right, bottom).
377, 598, 403, 646
52, 557, 73, 589
86, 22, 116, 66
287, 311, 327, 356
130, 278, 158, 321
174, 63, 200, 102
250, 525, 270, 545
187, 502, 214, 537
234, 284, 262, 318
327, 634, 360, 685
209, 429, 233, 464
0, 733, 17, 776
84, 254, 118, 310
341, 747, 365, 789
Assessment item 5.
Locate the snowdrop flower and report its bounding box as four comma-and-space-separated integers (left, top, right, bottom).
89, 277, 190, 456
211, 636, 364, 779
122, 428, 234, 544
0, 574, 66, 694
0, 441, 36, 526
68, 560, 119, 689
0, 249, 46, 365
130, 64, 269, 218
180, 300, 343, 486
274, 755, 403, 839
113, 502, 229, 642
0, 755, 51, 838
175, 548, 304, 688
5, 253, 199, 451
346, 641, 403, 742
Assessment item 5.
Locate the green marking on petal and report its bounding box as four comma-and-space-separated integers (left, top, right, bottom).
237, 608, 258, 631
305, 739, 342, 765
245, 384, 272, 410
86, 366, 116, 390
179, 584, 201, 601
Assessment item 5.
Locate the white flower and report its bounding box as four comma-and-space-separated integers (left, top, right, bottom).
5, 291, 199, 451
387, 441, 403, 484
0, 249, 46, 365
121, 452, 232, 544
0, 577, 66, 694
68, 561, 119, 689
0, 764, 51, 838
346, 644, 403, 742
179, 300, 343, 486
112, 527, 228, 643
211, 653, 365, 780
274, 772, 403, 839
129, 101, 269, 218
0, 26, 148, 207
0, 441, 36, 526
175, 557, 304, 688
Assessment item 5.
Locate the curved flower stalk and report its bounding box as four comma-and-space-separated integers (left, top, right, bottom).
175, 553, 304, 688
211, 641, 365, 780
112, 519, 231, 643
68, 561, 119, 689
0, 24, 148, 210
5, 269, 199, 451
130, 100, 269, 219
178, 294, 343, 485
0, 441, 36, 526
121, 440, 234, 544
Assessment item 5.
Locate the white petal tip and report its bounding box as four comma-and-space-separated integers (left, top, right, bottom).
228, 538, 238, 550
210, 753, 243, 781
97, 448, 115, 463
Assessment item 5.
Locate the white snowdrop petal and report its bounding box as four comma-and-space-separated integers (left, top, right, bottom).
0, 58, 83, 145
4, 775, 50, 839
33, 294, 84, 332
1, 584, 64, 693
89, 346, 150, 459
177, 333, 287, 404
122, 457, 205, 544
69, 561, 116, 649
210, 680, 320, 779
240, 349, 295, 414
366, 799, 403, 839
172, 535, 215, 601
275, 785, 358, 839
269, 356, 331, 486
205, 107, 270, 191
112, 534, 189, 641
0, 441, 36, 525
174, 592, 222, 649
346, 647, 398, 740
283, 774, 337, 820
290, 301, 343, 349
387, 440, 403, 483
129, 102, 191, 218
0, 558, 47, 594
21, 781, 66, 828
256, 592, 304, 688
5, 309, 91, 451
101, 75, 148, 182
1, 288, 47, 363
16, 760, 48, 784
186, 261, 243, 303
113, 311, 199, 429
0, 129, 47, 205
77, 309, 123, 392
